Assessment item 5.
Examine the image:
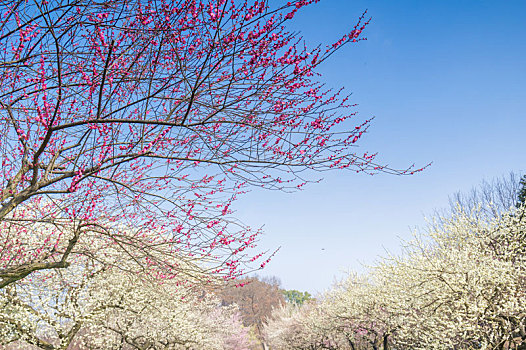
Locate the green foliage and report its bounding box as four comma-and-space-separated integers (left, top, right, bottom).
517, 175, 526, 207
282, 289, 312, 306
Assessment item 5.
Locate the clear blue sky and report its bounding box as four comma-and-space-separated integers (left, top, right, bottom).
235, 0, 526, 294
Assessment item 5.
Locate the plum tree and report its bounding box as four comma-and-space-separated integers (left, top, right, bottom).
0, 0, 419, 289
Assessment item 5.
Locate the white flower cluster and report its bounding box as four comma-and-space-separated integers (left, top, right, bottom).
264, 206, 526, 349
0, 267, 254, 349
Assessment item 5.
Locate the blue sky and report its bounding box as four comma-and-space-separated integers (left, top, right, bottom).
235, 0, 526, 293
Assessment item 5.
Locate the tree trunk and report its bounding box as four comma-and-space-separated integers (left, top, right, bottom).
346, 338, 356, 350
